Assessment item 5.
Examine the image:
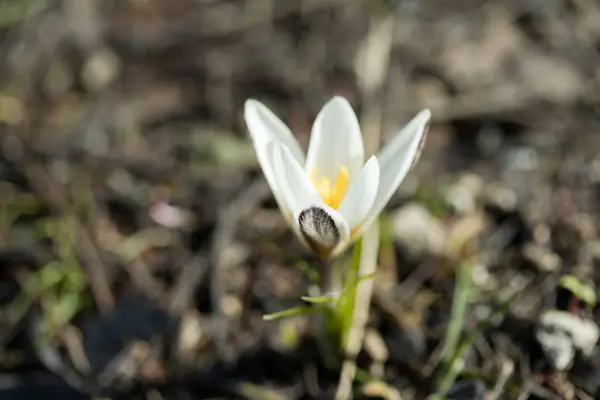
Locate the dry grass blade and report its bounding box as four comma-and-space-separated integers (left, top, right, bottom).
487, 358, 514, 400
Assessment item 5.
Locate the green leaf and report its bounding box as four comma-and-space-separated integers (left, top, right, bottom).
560, 274, 597, 308
263, 305, 326, 321
437, 260, 472, 378
54, 292, 81, 325
36, 263, 64, 292
301, 295, 336, 305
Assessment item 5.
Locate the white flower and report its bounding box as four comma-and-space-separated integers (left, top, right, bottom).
244, 96, 430, 259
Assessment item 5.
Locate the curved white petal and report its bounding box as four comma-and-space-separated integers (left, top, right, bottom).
305, 96, 364, 183
358, 109, 431, 235
244, 99, 305, 164
337, 155, 380, 230
377, 109, 431, 170
253, 141, 290, 221
272, 141, 323, 214
271, 141, 350, 255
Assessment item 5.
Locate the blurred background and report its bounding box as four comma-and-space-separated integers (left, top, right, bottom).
1, 0, 600, 399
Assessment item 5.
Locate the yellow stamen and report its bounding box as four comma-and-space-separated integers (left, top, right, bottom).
309, 166, 349, 209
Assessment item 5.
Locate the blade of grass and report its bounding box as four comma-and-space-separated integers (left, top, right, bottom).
429, 278, 525, 399
301, 295, 337, 305
432, 259, 473, 397
263, 305, 326, 321
439, 260, 473, 365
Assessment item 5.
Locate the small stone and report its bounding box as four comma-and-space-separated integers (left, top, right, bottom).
447, 184, 474, 215
81, 47, 121, 92
175, 310, 204, 366
471, 263, 493, 288
482, 183, 518, 212
391, 203, 446, 260
523, 242, 561, 272
446, 174, 484, 215
533, 224, 552, 246
504, 146, 539, 172
536, 309, 600, 371
149, 202, 194, 229
536, 325, 575, 371
220, 295, 243, 318
540, 310, 600, 355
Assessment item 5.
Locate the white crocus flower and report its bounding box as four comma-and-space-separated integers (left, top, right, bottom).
244, 96, 430, 260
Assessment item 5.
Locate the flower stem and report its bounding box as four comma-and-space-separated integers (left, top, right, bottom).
312, 257, 343, 355
319, 257, 342, 297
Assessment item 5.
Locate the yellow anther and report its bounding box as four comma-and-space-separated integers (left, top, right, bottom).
309, 166, 349, 209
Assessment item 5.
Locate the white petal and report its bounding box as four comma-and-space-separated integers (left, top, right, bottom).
359, 109, 431, 234
305, 96, 364, 183
377, 109, 431, 169
271, 141, 351, 254
244, 99, 305, 165
271, 141, 323, 214
337, 155, 380, 230
251, 141, 291, 222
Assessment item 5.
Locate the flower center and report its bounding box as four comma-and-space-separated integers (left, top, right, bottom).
309, 166, 349, 209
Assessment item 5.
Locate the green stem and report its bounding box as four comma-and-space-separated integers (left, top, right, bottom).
339, 239, 363, 348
